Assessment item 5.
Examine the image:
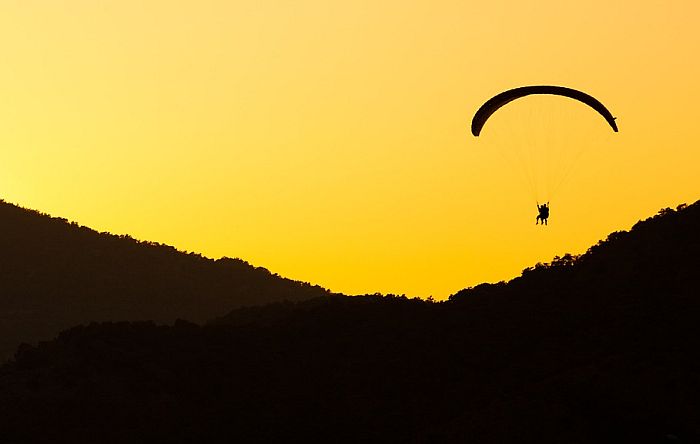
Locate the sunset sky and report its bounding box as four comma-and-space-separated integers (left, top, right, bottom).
1, 1, 699, 298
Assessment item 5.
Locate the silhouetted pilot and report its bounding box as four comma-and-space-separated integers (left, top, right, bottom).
536, 202, 549, 225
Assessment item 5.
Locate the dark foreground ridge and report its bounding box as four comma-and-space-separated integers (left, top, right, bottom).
1, 202, 699, 443
0, 200, 329, 360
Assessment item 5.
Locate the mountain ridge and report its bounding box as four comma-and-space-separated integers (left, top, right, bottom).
1, 200, 697, 442
0, 198, 330, 360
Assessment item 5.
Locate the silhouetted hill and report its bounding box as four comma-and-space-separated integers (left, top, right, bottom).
1, 201, 699, 443
0, 199, 329, 359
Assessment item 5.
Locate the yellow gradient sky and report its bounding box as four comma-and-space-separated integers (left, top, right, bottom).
1, 1, 699, 297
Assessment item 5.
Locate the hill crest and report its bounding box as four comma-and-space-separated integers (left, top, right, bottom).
1, 199, 699, 442
0, 198, 330, 359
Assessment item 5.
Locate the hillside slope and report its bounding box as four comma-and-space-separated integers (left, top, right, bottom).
0, 200, 329, 359
1, 201, 698, 443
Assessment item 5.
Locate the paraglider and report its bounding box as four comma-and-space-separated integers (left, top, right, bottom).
536, 202, 549, 226
471, 85, 618, 225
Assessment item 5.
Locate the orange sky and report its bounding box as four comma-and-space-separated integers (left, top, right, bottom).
1, 1, 699, 297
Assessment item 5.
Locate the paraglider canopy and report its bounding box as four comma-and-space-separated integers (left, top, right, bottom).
469, 85, 619, 206
471, 85, 618, 137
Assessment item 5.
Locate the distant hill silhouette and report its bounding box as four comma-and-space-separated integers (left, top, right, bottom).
1, 201, 699, 443
0, 199, 329, 360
